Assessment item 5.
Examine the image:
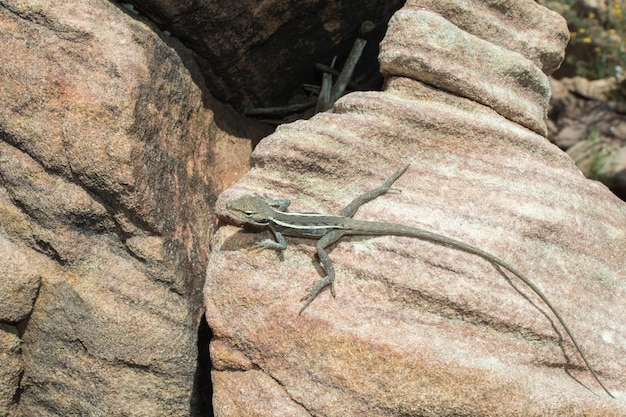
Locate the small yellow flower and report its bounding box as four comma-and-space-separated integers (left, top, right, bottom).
609, 28, 616, 34
583, 37, 592, 44
589, 12, 595, 19
579, 27, 586, 34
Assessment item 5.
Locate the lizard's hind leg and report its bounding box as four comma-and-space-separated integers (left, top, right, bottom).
299, 165, 409, 313
339, 165, 409, 218
299, 229, 346, 313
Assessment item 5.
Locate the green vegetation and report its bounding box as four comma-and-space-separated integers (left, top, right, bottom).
541, 0, 626, 99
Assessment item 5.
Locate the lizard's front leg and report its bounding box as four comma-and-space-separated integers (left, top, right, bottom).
255, 199, 290, 250
254, 227, 287, 251
299, 229, 345, 313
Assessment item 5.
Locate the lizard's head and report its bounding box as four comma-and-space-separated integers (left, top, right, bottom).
226, 195, 272, 227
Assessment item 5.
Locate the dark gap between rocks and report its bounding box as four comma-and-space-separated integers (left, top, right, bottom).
190, 314, 213, 417
120, 0, 404, 127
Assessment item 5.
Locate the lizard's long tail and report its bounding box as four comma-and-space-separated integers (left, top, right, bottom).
347, 219, 615, 398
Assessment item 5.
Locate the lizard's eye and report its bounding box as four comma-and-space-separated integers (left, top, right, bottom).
244, 211, 254, 217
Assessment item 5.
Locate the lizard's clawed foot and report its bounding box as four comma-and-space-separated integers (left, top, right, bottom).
299, 276, 335, 314
246, 239, 284, 252
254, 240, 280, 250
240, 241, 267, 253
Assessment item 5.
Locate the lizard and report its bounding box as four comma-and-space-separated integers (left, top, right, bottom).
225, 164, 615, 398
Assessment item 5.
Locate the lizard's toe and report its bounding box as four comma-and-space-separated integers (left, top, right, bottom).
299, 277, 334, 314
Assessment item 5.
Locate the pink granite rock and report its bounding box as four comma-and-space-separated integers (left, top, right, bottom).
0, 235, 40, 323
404, 0, 569, 73
0, 324, 21, 417
0, 0, 256, 414
379, 9, 553, 136
207, 2, 626, 416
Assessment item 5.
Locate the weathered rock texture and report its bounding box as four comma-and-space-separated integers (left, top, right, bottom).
379, 3, 566, 136
0, 0, 258, 415
207, 1, 626, 416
